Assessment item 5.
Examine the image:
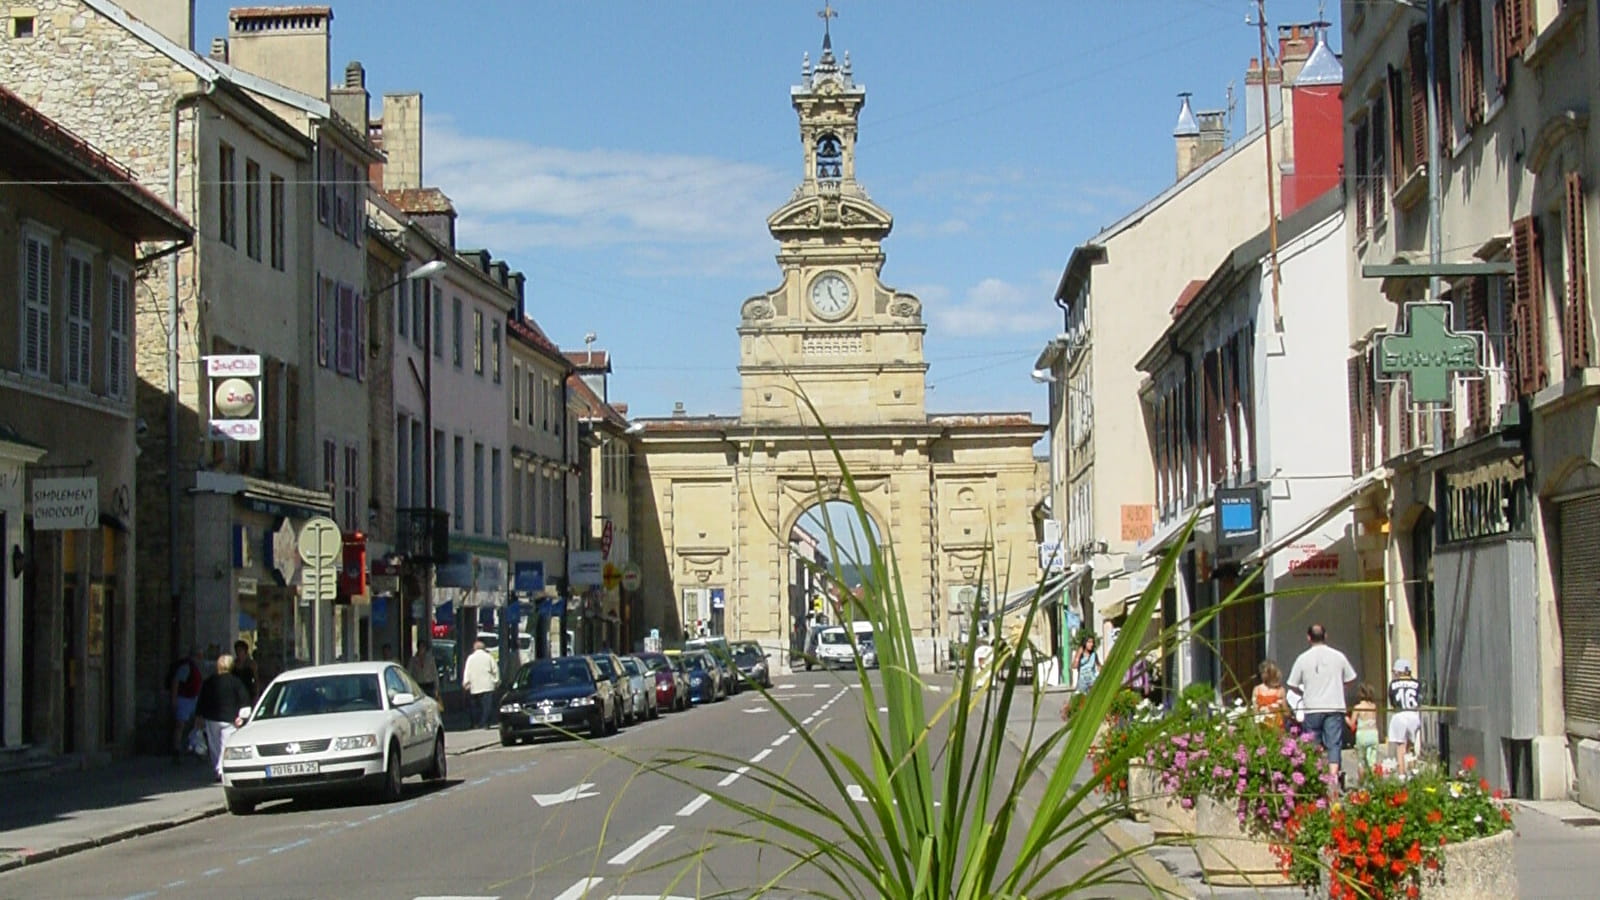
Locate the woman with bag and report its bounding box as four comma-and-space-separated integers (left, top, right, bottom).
196, 653, 252, 781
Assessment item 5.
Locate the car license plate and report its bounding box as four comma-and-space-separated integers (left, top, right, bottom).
532, 713, 562, 724
266, 761, 320, 778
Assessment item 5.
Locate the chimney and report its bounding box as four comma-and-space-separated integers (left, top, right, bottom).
209, 37, 228, 62
380, 93, 424, 190
226, 6, 332, 100
1277, 23, 1318, 85
490, 260, 510, 289
121, 0, 195, 50
672, 402, 686, 418
510, 272, 527, 315
1245, 53, 1283, 134
329, 60, 369, 134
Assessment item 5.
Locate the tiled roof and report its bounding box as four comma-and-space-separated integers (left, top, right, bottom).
229, 6, 332, 19
508, 315, 563, 359
385, 188, 455, 215
565, 350, 610, 371
567, 374, 628, 429
1171, 279, 1208, 317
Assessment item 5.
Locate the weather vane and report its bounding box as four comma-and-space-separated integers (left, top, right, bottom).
818, 1, 837, 41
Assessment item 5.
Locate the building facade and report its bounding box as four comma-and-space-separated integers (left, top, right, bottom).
507, 315, 573, 658
0, 87, 190, 755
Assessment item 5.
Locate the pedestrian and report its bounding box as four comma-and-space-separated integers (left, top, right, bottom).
196, 653, 251, 780
167, 648, 203, 765
381, 642, 394, 662
1285, 623, 1357, 791
1069, 633, 1100, 694
1252, 660, 1288, 727
461, 639, 499, 729
1387, 658, 1422, 777
409, 635, 440, 703
1347, 683, 1382, 773
232, 640, 257, 700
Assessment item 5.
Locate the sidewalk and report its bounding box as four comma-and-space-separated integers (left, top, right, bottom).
999, 688, 1600, 898
0, 726, 501, 874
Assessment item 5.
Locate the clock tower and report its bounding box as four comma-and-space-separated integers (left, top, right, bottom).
738, 27, 928, 425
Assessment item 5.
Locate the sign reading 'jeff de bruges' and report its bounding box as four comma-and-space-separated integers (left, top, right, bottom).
1376, 302, 1484, 408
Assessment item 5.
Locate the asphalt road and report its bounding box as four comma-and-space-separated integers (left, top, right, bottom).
0, 671, 1141, 900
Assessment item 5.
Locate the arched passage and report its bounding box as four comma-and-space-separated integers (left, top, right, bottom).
783, 497, 884, 664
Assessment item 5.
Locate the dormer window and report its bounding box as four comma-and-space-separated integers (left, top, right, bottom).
816, 133, 842, 180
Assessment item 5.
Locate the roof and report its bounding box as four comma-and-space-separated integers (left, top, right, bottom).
0, 86, 191, 242
1295, 33, 1343, 86
567, 374, 629, 430
386, 188, 456, 215
507, 314, 569, 368
566, 350, 611, 372
1170, 279, 1208, 317
271, 661, 394, 679
229, 5, 333, 18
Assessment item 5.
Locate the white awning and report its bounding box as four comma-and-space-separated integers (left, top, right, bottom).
1242, 467, 1390, 566
992, 572, 1070, 619
1137, 505, 1213, 559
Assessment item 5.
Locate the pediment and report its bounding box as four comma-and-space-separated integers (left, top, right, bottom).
767, 195, 893, 239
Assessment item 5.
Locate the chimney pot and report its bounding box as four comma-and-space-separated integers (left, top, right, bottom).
345, 60, 364, 88
210, 36, 228, 61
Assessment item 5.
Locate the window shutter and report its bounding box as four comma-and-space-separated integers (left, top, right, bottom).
1512, 215, 1549, 394
1387, 66, 1408, 186
316, 277, 329, 367
1408, 25, 1429, 172
1434, 5, 1454, 155
1464, 278, 1490, 433
338, 285, 356, 375
1566, 172, 1592, 373
263, 356, 280, 477
356, 293, 367, 382
1509, 0, 1534, 56
107, 271, 129, 401
1355, 120, 1370, 233
286, 365, 301, 481
1348, 356, 1364, 476
1462, 0, 1485, 126
1492, 0, 1509, 85
23, 236, 52, 378
66, 256, 91, 388
1371, 95, 1388, 223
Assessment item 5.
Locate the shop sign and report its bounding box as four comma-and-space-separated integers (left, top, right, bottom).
204, 355, 263, 442
1039, 538, 1064, 572
1438, 454, 1528, 545
1375, 301, 1484, 408
238, 576, 258, 596
514, 560, 545, 593
569, 550, 603, 587
268, 518, 299, 585
710, 588, 726, 610
339, 532, 368, 599
1283, 542, 1341, 579
1120, 504, 1154, 542
1214, 487, 1260, 548
30, 477, 97, 530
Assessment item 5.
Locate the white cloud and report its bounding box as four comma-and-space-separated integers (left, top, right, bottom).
929, 277, 1058, 336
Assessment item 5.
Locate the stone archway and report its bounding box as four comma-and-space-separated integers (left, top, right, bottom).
776, 486, 889, 667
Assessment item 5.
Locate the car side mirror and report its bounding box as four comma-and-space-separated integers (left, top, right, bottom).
237, 706, 253, 722
390, 692, 416, 707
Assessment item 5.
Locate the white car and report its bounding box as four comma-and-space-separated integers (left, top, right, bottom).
220, 662, 445, 815
814, 623, 878, 670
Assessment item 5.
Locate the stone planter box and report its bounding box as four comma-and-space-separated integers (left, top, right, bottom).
1127, 764, 1196, 838
1194, 794, 1292, 887
1313, 829, 1517, 900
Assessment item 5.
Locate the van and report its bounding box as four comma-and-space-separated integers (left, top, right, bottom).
812, 621, 877, 670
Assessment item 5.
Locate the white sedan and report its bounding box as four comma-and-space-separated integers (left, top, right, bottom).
220, 662, 445, 815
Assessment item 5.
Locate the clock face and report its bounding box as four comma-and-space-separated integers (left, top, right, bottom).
808, 272, 854, 318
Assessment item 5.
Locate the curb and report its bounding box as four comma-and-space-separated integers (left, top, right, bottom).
446, 738, 501, 757
1002, 724, 1192, 899
0, 803, 225, 874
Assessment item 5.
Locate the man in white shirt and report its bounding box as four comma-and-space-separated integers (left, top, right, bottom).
1286, 623, 1357, 788
461, 640, 499, 729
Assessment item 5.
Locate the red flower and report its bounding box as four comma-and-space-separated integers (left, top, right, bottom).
1406, 886, 1420, 899
1424, 856, 1441, 870
1462, 754, 1477, 771
1502, 808, 1513, 823
1386, 822, 1404, 840
1355, 819, 1369, 833
1406, 842, 1423, 864
1426, 809, 1443, 824
1479, 777, 1492, 792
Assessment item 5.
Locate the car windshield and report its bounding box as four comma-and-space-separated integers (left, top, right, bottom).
685, 654, 711, 671
735, 647, 761, 663
640, 655, 669, 673
818, 630, 848, 645
590, 656, 616, 677
621, 658, 641, 676
514, 660, 592, 690
254, 674, 383, 719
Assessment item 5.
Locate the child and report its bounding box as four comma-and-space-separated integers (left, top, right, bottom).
1252, 660, 1287, 727
1348, 683, 1382, 771
1387, 658, 1422, 777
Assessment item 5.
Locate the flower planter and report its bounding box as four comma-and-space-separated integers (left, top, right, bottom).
1313, 830, 1517, 900
1194, 794, 1293, 887
1127, 764, 1196, 838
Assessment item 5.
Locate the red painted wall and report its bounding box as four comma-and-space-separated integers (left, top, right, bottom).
1283, 83, 1343, 217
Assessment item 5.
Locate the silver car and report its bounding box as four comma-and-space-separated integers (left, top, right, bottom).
619, 655, 660, 721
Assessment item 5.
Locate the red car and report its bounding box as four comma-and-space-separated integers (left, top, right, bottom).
635, 651, 688, 712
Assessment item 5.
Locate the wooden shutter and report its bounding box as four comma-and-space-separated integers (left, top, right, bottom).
1371, 95, 1388, 223
1348, 356, 1365, 476
65, 255, 91, 388
1492, 0, 1509, 85
316, 276, 329, 367
1464, 278, 1490, 434
356, 293, 367, 382
107, 271, 129, 400
1408, 25, 1429, 171
1354, 120, 1370, 233
1566, 172, 1592, 373
1508, 0, 1534, 57
1434, 5, 1454, 155
1204, 349, 1224, 486
263, 356, 281, 477
23, 236, 51, 377
1462, 0, 1485, 126
1387, 66, 1408, 185
286, 364, 301, 481
1512, 215, 1549, 394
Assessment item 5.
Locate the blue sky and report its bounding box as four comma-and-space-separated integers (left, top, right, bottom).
198, 0, 1337, 421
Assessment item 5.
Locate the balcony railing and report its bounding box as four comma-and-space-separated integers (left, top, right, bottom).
396, 507, 450, 563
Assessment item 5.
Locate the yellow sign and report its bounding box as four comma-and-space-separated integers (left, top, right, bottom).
602, 561, 622, 591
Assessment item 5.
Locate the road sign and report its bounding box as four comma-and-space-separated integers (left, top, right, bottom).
621, 562, 642, 591
569, 550, 602, 587
297, 516, 341, 567
1376, 301, 1483, 408
300, 566, 337, 606
602, 561, 622, 591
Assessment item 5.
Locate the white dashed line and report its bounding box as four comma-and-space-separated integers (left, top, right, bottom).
801, 716, 815, 725
717, 765, 751, 787
787, 727, 797, 734
750, 748, 772, 764
676, 793, 712, 816
553, 878, 604, 900
771, 734, 790, 746
607, 825, 674, 866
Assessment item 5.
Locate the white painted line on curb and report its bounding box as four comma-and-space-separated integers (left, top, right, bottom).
772, 734, 790, 746
750, 748, 772, 764
553, 878, 603, 900
676, 793, 712, 817
607, 825, 674, 866
717, 765, 751, 787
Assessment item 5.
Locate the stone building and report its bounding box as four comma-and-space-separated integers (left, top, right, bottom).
568, 354, 632, 653
506, 314, 574, 658
629, 31, 1043, 670
0, 86, 190, 756
1342, 0, 1599, 804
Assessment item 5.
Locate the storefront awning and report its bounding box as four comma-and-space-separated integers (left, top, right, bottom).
1138, 505, 1213, 559
989, 572, 1070, 619
1241, 467, 1390, 566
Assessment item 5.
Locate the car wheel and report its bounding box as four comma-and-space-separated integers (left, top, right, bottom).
224, 788, 255, 816
608, 703, 621, 734
589, 710, 605, 739
377, 744, 403, 803
805, 661, 814, 672
425, 732, 447, 780
650, 698, 660, 720
499, 729, 516, 747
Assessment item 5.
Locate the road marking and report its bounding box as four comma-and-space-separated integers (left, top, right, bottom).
878, 707, 889, 712
202, 868, 225, 877
414, 896, 500, 899
743, 706, 768, 714
121, 894, 156, 900
236, 856, 258, 865
269, 838, 311, 854
928, 685, 942, 692
676, 792, 712, 816
771, 734, 790, 746
717, 765, 750, 787
532, 782, 601, 807
801, 716, 815, 725
750, 748, 772, 764
164, 881, 186, 889
606, 824, 674, 866
846, 783, 868, 802
787, 727, 798, 734
553, 879, 603, 900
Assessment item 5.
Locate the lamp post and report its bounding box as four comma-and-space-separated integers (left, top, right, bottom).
373, 258, 446, 661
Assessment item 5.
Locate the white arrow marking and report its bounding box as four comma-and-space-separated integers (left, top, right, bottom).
553, 878, 602, 900
845, 784, 938, 807
744, 706, 768, 714
607, 825, 673, 866
531, 783, 600, 807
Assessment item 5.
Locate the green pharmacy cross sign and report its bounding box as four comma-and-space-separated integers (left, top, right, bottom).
1376, 301, 1485, 408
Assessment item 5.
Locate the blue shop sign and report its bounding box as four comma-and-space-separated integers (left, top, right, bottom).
1215, 487, 1261, 548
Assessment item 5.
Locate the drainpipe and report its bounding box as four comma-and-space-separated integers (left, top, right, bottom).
169, 84, 214, 659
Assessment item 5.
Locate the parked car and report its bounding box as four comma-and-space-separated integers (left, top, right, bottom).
619, 656, 660, 721
636, 651, 687, 712
431, 639, 458, 685
498, 656, 618, 744
732, 642, 774, 688
814, 622, 877, 669
585, 653, 635, 725
681, 650, 724, 704
219, 662, 445, 815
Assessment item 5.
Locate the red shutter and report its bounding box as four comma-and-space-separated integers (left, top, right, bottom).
1355, 120, 1370, 233
1348, 356, 1364, 476
1512, 215, 1549, 394
1464, 278, 1490, 434
1509, 0, 1534, 56
1492, 0, 1510, 86
1408, 25, 1429, 172
1462, 0, 1485, 126
1566, 172, 1592, 373
1388, 66, 1408, 185
1434, 6, 1454, 155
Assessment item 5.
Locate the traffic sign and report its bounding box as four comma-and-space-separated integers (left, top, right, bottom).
300, 566, 337, 606
620, 562, 642, 592
602, 561, 622, 591
297, 516, 341, 567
